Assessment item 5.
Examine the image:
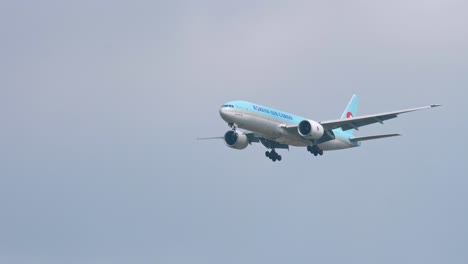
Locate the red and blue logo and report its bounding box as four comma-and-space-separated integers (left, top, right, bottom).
346, 112, 353, 118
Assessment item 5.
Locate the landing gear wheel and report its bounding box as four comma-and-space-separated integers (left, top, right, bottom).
308, 145, 323, 157
266, 149, 282, 162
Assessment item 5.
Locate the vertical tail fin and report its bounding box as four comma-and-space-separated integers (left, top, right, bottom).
341, 94, 359, 119
340, 94, 359, 135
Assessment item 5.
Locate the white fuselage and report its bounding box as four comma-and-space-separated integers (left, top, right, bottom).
219, 106, 356, 151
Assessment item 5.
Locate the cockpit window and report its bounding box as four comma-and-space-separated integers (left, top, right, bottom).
222, 104, 234, 108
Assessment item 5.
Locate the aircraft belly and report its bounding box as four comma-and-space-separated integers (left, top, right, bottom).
237, 112, 311, 146
238, 113, 279, 139
232, 111, 354, 149
274, 136, 309, 147
319, 138, 354, 151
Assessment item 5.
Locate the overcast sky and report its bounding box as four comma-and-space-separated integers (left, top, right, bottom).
1, 1, 467, 263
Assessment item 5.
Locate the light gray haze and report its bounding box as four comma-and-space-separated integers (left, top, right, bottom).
1, 1, 467, 263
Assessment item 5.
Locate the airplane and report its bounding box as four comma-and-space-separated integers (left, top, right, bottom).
198, 95, 440, 162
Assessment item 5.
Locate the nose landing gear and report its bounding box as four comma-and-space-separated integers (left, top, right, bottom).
228, 123, 236, 131
265, 149, 282, 162
307, 145, 323, 156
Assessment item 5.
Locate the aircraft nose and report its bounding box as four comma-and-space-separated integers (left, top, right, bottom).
219, 107, 231, 122
219, 107, 227, 119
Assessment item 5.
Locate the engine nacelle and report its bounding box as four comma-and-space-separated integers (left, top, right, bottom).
298, 120, 324, 140
224, 130, 249, 150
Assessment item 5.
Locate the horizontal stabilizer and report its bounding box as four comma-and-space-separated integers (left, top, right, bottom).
350, 133, 401, 142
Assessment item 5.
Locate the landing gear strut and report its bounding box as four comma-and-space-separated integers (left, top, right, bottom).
228, 123, 236, 131
265, 149, 282, 162
307, 145, 323, 156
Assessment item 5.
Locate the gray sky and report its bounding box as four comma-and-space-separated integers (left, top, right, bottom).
1, 1, 467, 263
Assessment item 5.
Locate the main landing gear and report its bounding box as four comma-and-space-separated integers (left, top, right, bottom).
265, 149, 282, 162
307, 145, 323, 156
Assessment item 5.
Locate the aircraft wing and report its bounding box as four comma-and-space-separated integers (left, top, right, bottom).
197, 131, 289, 149
320, 104, 441, 132
196, 131, 260, 142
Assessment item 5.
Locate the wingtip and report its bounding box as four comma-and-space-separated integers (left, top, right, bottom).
431, 104, 442, 107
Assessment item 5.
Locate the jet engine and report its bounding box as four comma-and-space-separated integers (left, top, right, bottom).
224, 130, 249, 150
298, 120, 324, 140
